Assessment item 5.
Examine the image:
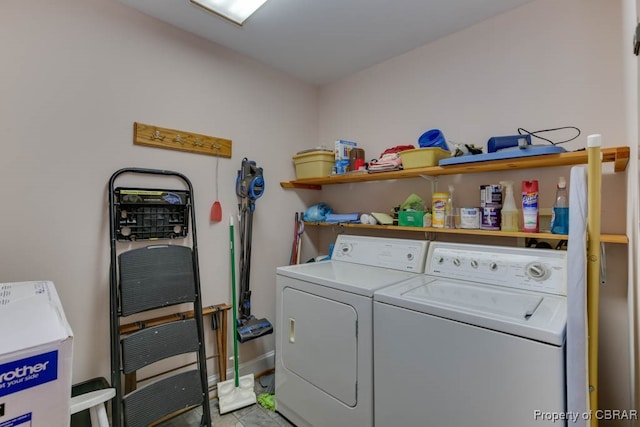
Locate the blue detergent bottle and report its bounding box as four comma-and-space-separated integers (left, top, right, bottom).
550, 177, 569, 234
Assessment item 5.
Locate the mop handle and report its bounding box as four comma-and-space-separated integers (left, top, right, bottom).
230, 215, 240, 388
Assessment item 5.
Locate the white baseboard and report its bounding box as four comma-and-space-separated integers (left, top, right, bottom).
208, 350, 275, 388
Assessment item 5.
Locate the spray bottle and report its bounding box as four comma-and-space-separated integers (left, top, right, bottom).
550, 177, 569, 234
499, 181, 519, 232
445, 184, 456, 228
521, 180, 539, 233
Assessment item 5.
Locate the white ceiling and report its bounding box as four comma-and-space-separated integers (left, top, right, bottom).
118, 0, 535, 86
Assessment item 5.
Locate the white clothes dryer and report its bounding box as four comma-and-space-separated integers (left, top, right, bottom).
275, 235, 428, 427
374, 242, 568, 427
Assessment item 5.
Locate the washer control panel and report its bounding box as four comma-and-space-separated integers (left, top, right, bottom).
333, 235, 428, 273
426, 242, 567, 295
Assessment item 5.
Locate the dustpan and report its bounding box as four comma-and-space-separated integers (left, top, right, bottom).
218, 215, 257, 414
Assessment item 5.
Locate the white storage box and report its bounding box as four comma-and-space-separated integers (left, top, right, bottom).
0, 281, 73, 426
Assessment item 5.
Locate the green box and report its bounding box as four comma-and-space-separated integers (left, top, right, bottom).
398, 210, 424, 227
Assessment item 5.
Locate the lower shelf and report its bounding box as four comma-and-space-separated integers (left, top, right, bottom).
305, 222, 627, 244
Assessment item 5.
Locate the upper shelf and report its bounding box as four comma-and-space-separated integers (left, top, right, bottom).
280, 146, 629, 189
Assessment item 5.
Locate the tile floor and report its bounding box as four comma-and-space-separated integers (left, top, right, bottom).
155, 374, 295, 427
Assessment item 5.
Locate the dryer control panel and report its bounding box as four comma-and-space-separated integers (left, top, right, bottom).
426, 242, 567, 295
333, 235, 428, 273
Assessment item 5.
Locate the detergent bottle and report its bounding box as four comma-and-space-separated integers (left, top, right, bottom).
550, 177, 569, 234
521, 180, 539, 233
499, 181, 519, 232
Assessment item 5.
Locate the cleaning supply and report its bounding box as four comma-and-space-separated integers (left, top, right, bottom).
218, 215, 258, 414
499, 181, 519, 232
459, 207, 480, 229
551, 177, 569, 234
480, 184, 502, 231
432, 192, 449, 228
445, 185, 456, 228
257, 393, 276, 411
521, 180, 539, 232
256, 373, 276, 412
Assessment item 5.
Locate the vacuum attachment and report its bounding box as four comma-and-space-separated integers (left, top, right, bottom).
237, 315, 273, 343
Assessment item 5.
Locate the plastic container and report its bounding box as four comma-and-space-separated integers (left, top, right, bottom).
418, 129, 448, 150
551, 177, 569, 234
459, 207, 480, 229
500, 181, 519, 232
480, 184, 502, 207
445, 185, 455, 228
521, 180, 539, 232
432, 192, 449, 228
423, 212, 432, 227
292, 150, 334, 179
399, 148, 450, 169
481, 207, 501, 230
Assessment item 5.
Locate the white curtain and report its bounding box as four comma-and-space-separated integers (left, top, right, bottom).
566, 165, 589, 425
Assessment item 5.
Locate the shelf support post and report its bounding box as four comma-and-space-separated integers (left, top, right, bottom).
419, 175, 439, 195
586, 135, 602, 426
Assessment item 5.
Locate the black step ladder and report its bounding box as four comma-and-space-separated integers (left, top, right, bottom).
108, 168, 212, 427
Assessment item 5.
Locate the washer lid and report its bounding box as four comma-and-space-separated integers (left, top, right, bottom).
277, 261, 419, 297
374, 277, 567, 346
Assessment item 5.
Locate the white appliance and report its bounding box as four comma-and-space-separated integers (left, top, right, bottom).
374, 242, 568, 427
275, 235, 428, 427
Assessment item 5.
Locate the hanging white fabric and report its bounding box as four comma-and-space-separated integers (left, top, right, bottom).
566, 165, 589, 425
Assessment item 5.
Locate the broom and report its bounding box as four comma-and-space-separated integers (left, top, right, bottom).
217, 215, 257, 414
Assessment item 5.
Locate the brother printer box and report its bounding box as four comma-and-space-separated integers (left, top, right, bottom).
0, 281, 73, 426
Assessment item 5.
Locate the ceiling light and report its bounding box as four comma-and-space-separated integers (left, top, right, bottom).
190, 0, 269, 26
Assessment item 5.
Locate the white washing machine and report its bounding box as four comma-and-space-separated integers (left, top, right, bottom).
374, 242, 568, 427
275, 235, 429, 427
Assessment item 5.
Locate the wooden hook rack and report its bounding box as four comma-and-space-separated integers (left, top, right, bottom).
134, 122, 232, 158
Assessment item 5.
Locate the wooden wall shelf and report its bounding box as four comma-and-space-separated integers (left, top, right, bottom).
304, 222, 628, 244
282, 146, 630, 244
280, 146, 629, 189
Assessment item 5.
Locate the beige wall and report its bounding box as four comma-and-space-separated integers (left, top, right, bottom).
0, 0, 317, 382
318, 0, 632, 421
1, 0, 635, 421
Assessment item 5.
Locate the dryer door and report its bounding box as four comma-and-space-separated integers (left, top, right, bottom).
281, 287, 358, 406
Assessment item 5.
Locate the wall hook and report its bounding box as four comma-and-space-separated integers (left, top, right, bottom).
134, 122, 232, 158
151, 130, 165, 141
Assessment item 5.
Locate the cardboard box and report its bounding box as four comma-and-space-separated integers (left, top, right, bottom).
292, 150, 335, 179
0, 281, 73, 426
334, 139, 357, 161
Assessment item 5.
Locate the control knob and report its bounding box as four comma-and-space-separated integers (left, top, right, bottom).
526, 262, 549, 280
